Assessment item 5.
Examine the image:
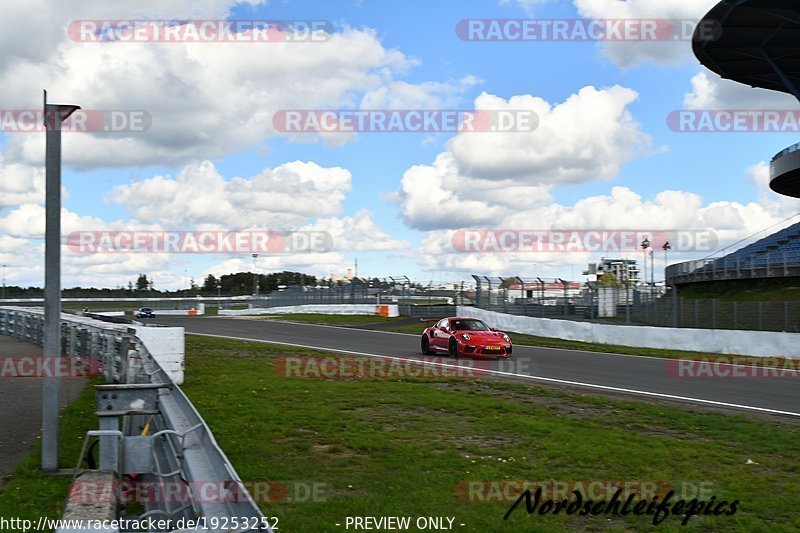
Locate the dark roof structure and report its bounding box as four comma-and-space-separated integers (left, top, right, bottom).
693, 1, 800, 198
692, 1, 800, 100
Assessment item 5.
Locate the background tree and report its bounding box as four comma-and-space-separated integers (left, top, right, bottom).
202, 274, 219, 293
597, 272, 623, 287
135, 274, 150, 292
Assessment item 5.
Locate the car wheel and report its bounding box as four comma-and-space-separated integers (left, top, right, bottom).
449, 338, 459, 358
421, 335, 432, 355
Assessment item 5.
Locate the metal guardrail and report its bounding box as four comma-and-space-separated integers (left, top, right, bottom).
0, 307, 269, 532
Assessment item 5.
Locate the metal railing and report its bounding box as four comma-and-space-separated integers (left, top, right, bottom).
773, 141, 800, 161
0, 306, 269, 532
666, 251, 800, 285
464, 274, 800, 332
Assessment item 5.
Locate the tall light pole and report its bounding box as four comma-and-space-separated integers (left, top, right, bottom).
662, 241, 671, 281
640, 238, 650, 302
42, 90, 80, 471
1, 264, 6, 299
252, 253, 259, 297
663, 241, 675, 327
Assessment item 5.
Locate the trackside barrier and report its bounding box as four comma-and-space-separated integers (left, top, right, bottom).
461, 306, 800, 357
0, 307, 269, 532
375, 304, 399, 317
219, 303, 398, 316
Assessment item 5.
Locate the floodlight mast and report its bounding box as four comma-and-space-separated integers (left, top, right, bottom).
42, 90, 80, 471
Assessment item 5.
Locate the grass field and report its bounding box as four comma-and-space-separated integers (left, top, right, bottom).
179, 336, 799, 532
678, 278, 800, 302
2, 336, 798, 531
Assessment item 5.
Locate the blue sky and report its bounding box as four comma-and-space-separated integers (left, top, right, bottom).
0, 0, 798, 289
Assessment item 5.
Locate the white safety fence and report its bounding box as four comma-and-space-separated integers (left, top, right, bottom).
462, 306, 800, 357
220, 303, 399, 317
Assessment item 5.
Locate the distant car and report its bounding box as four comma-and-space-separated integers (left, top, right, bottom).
136, 307, 155, 318
421, 317, 512, 358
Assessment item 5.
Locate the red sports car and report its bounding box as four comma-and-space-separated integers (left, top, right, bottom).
421, 317, 512, 358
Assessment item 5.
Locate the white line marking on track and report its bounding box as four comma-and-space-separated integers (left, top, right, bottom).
202, 316, 799, 373
189, 332, 800, 417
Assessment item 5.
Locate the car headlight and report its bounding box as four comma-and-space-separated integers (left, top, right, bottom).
461, 333, 471, 341
502, 334, 510, 342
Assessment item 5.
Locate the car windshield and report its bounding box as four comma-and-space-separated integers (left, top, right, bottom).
141, 308, 152, 312
451, 319, 489, 331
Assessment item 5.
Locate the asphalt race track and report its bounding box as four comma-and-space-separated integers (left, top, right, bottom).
151, 316, 800, 417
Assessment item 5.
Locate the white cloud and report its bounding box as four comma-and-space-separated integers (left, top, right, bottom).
300, 210, 409, 252
398, 87, 651, 230
0, 3, 477, 169
450, 87, 648, 183
110, 160, 352, 227
360, 76, 481, 110
573, 0, 718, 67
684, 71, 799, 110
0, 204, 116, 238
0, 157, 408, 288
202, 253, 350, 281
0, 158, 45, 207
0, 0, 267, 75
415, 180, 800, 277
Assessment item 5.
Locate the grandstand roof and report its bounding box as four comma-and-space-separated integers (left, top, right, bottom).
692, 1, 800, 101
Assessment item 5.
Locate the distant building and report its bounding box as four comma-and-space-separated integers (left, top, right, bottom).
506, 281, 582, 303
584, 258, 640, 285
329, 268, 354, 283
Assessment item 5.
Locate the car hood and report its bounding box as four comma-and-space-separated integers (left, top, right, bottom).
454, 330, 507, 342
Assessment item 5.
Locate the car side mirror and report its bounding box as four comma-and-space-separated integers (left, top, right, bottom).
491, 327, 497, 332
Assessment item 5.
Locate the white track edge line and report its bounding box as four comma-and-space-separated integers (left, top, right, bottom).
188, 332, 800, 417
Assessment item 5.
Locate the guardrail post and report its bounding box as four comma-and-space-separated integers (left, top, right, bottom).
97, 417, 119, 472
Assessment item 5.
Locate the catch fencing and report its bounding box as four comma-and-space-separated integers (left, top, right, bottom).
469, 276, 800, 333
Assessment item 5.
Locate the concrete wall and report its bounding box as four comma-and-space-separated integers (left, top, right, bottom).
461, 306, 800, 357
219, 304, 399, 317
130, 325, 185, 384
